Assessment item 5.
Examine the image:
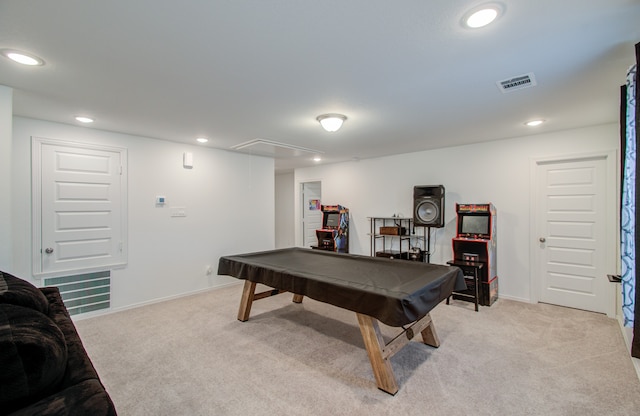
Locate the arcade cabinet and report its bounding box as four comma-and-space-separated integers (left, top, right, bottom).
448, 203, 497, 308
314, 205, 349, 253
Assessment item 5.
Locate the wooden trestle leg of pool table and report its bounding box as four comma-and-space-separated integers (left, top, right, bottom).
236, 280, 441, 395
237, 280, 304, 321
356, 312, 440, 395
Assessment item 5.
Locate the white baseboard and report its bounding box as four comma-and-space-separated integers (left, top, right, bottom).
72, 280, 243, 321
496, 293, 531, 303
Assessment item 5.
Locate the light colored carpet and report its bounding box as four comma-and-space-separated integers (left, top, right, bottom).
75, 283, 640, 416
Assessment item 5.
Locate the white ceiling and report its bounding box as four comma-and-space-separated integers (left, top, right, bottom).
1, 1, 639, 173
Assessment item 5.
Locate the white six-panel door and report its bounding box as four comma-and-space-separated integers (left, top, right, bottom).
32, 138, 127, 276
533, 153, 615, 315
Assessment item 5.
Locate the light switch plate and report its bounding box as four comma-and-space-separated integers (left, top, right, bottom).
170, 207, 187, 217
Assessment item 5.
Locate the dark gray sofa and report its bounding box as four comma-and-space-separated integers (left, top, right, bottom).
0, 271, 117, 416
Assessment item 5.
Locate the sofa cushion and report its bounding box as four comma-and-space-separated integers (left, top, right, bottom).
0, 304, 68, 412
42, 288, 100, 385
6, 379, 117, 416
0, 271, 50, 315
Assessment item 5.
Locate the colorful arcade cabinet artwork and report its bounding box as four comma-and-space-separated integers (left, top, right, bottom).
314, 205, 349, 253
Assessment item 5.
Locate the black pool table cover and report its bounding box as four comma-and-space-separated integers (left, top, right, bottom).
218, 247, 466, 326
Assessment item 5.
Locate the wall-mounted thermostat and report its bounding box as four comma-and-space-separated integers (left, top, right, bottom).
156, 196, 166, 205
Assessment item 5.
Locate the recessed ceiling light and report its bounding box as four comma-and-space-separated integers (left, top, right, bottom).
313, 156, 322, 162
75, 116, 94, 123
196, 137, 209, 143
525, 119, 544, 127
463, 3, 504, 29
1, 49, 45, 66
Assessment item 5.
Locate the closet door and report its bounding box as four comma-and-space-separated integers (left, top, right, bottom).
532, 153, 615, 316
32, 137, 127, 276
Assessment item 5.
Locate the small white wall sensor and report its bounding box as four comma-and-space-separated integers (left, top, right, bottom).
183, 152, 193, 168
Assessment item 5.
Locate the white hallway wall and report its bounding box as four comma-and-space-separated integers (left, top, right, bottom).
0, 87, 12, 271
275, 171, 295, 248
292, 123, 619, 303
12, 117, 275, 311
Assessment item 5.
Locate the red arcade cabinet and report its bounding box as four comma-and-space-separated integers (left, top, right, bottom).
448, 203, 497, 308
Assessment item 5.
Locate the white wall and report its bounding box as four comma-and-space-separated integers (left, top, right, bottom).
11, 117, 275, 311
0, 87, 12, 272
294, 123, 619, 303
275, 172, 295, 248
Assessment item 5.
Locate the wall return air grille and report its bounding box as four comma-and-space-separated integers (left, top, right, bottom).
496, 72, 537, 93
43, 271, 110, 315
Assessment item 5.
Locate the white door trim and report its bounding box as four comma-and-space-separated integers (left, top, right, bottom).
31, 137, 128, 278
529, 150, 618, 317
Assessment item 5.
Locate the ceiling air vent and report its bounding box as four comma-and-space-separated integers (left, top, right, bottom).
230, 139, 322, 158
496, 72, 537, 93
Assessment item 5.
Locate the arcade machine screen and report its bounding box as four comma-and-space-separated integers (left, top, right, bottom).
460, 215, 490, 238
324, 213, 340, 228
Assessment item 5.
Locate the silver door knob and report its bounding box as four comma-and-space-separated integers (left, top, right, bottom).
539, 238, 546, 243
45, 248, 54, 254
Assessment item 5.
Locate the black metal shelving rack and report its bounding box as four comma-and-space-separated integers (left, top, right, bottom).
368, 217, 432, 262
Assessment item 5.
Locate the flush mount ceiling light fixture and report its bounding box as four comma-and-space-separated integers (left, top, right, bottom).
196, 137, 209, 143
317, 114, 347, 132
525, 119, 545, 127
463, 3, 504, 28
1, 49, 45, 66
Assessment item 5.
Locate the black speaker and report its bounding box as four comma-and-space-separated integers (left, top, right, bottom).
413, 185, 445, 227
